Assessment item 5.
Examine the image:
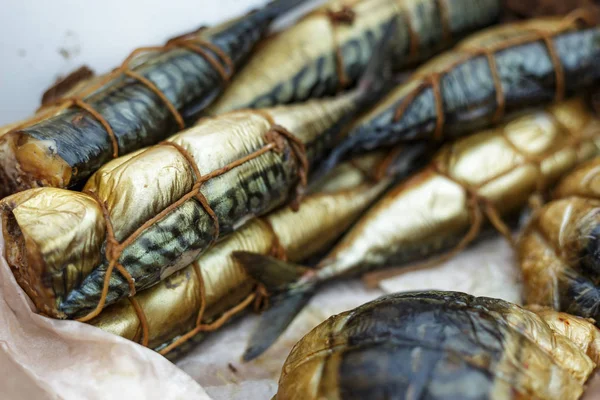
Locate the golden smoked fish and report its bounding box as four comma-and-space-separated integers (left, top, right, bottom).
519, 157, 600, 325
321, 13, 600, 171
89, 154, 391, 356
234, 98, 600, 360
275, 291, 600, 400
0, 0, 305, 198
0, 34, 395, 321
206, 0, 502, 114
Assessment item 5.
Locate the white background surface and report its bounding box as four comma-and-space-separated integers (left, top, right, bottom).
0, 0, 265, 125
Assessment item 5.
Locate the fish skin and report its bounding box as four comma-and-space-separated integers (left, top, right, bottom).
53, 83, 379, 317
234, 98, 600, 361
275, 291, 600, 400
89, 153, 391, 354
519, 158, 600, 325
0, 0, 306, 197
205, 0, 502, 114
324, 18, 600, 168
2, 24, 397, 320
314, 100, 600, 282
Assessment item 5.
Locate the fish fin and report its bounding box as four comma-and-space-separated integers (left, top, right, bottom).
375, 142, 437, 181
232, 251, 309, 292
243, 284, 316, 361
232, 251, 317, 361
354, 19, 398, 110
313, 21, 398, 179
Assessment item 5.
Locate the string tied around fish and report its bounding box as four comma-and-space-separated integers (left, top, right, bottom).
4, 24, 235, 159
70, 109, 307, 356
363, 97, 594, 287
391, 8, 596, 144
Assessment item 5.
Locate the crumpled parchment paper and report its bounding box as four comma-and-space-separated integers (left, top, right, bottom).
0, 231, 210, 400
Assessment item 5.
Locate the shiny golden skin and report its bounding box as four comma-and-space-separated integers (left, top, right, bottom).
276, 291, 600, 400
0, 93, 358, 318
89, 154, 390, 352
519, 158, 600, 322
206, 0, 501, 114
314, 99, 600, 280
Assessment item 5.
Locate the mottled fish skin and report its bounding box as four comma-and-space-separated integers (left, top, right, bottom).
519, 158, 600, 326
57, 86, 373, 318
276, 291, 600, 400
205, 0, 501, 114
327, 19, 600, 165
89, 153, 390, 354
0, 0, 304, 197
61, 153, 298, 317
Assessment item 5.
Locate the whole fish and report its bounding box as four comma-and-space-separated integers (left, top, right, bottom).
321, 13, 600, 172
519, 157, 600, 325
205, 0, 502, 114
275, 291, 600, 400
0, 32, 395, 320
234, 98, 600, 360
89, 154, 391, 356
0, 0, 305, 198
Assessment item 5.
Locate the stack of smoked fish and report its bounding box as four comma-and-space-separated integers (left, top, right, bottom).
3, 0, 600, 398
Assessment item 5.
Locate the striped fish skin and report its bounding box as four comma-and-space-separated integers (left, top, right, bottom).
519, 158, 600, 325
0, 84, 374, 319
276, 291, 600, 400
205, 0, 501, 115
0, 0, 304, 198
89, 154, 390, 353
329, 18, 600, 164
311, 99, 600, 282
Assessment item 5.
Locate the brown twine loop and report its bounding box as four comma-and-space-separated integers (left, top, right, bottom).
534, 31, 566, 102
373, 145, 409, 181
76, 191, 137, 322
129, 297, 149, 347
253, 284, 271, 313
326, 6, 356, 24
6, 27, 234, 160
435, 0, 452, 42
391, 10, 591, 142
325, 5, 357, 90
259, 218, 288, 261
400, 4, 420, 60
364, 101, 590, 286
253, 110, 309, 210
147, 212, 288, 353
40, 97, 121, 158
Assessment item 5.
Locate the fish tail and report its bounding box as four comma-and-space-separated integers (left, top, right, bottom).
354, 19, 398, 110
312, 20, 398, 180
311, 136, 360, 182
232, 251, 317, 361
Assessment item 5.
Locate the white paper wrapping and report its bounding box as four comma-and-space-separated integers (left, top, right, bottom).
0, 231, 211, 400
